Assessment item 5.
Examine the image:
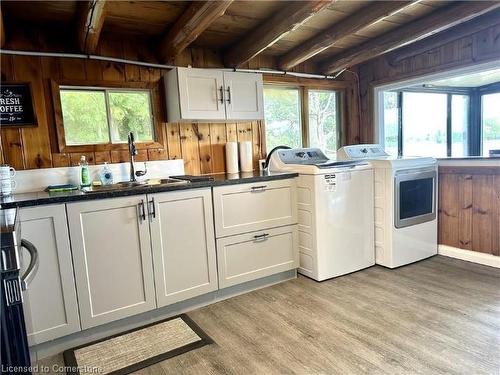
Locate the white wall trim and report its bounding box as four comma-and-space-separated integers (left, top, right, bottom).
438, 244, 500, 268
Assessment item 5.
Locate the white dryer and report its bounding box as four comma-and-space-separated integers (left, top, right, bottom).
337, 144, 438, 268
268, 148, 375, 281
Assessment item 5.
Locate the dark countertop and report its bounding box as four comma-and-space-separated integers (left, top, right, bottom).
0, 171, 298, 209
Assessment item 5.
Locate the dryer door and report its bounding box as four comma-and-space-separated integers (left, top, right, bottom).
394, 168, 436, 228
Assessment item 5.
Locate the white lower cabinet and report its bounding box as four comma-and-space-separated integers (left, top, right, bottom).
67, 196, 156, 329
19, 205, 80, 345
149, 189, 218, 307
217, 225, 299, 288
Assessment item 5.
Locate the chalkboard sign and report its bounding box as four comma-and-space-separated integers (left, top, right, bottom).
0, 83, 37, 127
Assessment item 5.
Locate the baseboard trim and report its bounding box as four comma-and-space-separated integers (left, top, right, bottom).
438, 245, 500, 268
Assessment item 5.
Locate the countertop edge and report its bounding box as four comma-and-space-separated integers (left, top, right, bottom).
0, 172, 299, 209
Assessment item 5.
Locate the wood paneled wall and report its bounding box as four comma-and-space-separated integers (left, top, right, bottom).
357, 23, 500, 143
0, 53, 264, 175
0, 33, 358, 174
439, 166, 500, 256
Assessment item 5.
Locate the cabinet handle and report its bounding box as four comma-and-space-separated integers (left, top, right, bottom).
219, 86, 224, 104
149, 197, 156, 220
138, 200, 146, 221
226, 86, 231, 104
251, 185, 267, 192
253, 233, 269, 240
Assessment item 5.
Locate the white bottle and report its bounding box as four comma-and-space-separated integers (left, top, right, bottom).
100, 162, 113, 185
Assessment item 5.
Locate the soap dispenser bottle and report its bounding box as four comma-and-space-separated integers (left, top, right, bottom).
100, 162, 113, 185
79, 155, 91, 188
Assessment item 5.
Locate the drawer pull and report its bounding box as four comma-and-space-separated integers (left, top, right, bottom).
253, 233, 269, 240
251, 185, 267, 192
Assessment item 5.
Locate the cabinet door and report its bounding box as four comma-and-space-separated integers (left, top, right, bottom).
19, 205, 81, 345
224, 72, 264, 120
217, 225, 298, 288
177, 67, 226, 120
213, 178, 297, 238
149, 189, 217, 307
67, 196, 156, 329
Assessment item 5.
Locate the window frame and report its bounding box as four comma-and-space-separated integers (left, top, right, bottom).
263, 77, 345, 152
51, 79, 164, 153
388, 87, 472, 157
478, 82, 500, 156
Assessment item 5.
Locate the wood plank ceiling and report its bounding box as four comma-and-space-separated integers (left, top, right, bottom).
1, 0, 500, 74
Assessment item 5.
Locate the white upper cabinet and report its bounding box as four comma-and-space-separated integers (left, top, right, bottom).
165, 67, 264, 122
19, 205, 81, 345
224, 71, 264, 120
67, 196, 157, 329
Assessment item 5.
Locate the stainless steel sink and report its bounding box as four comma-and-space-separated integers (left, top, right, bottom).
82, 178, 188, 194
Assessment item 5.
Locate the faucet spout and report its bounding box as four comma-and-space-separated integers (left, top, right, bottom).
128, 132, 137, 182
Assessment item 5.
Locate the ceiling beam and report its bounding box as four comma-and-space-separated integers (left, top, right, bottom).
389, 9, 500, 64
224, 0, 332, 68
77, 0, 107, 54
158, 1, 233, 63
279, 1, 414, 71
320, 1, 500, 74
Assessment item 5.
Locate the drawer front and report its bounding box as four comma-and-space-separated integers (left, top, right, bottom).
213, 179, 297, 237
216, 225, 298, 288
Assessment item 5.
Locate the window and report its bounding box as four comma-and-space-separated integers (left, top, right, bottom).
308, 90, 338, 155
383, 92, 399, 157
402, 92, 448, 158
451, 95, 469, 157
263, 86, 302, 151
60, 87, 154, 146
382, 90, 470, 157
263, 85, 340, 154
481, 92, 500, 155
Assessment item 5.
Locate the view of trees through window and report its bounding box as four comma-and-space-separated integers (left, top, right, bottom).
482, 92, 500, 155
263, 87, 302, 151
308, 90, 338, 156
263, 86, 338, 154
60, 88, 154, 146
383, 91, 470, 157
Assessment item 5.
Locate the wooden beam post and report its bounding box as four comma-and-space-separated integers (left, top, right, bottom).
224, 0, 332, 68
320, 1, 500, 74
0, 7, 5, 48
158, 1, 233, 64
389, 9, 500, 64
279, 1, 414, 71
77, 0, 107, 54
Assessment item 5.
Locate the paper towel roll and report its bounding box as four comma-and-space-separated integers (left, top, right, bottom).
239, 141, 253, 172
225, 142, 239, 174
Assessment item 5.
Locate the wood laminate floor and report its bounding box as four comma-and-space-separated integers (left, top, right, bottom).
38, 256, 500, 374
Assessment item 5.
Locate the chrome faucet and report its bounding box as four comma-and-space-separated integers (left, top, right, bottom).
127, 132, 147, 182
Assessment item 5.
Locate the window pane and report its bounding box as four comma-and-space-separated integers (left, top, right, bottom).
308, 90, 338, 156
451, 95, 469, 157
383, 92, 399, 156
60, 90, 109, 145
402, 92, 447, 157
481, 92, 500, 156
108, 91, 154, 143
263, 87, 302, 151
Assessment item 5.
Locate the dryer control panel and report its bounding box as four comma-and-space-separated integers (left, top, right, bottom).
337, 144, 388, 160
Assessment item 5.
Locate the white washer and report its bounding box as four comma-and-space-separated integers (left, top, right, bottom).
337, 144, 438, 268
268, 148, 375, 281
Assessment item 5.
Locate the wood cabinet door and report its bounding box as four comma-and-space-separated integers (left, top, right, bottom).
216, 225, 299, 288
19, 205, 81, 345
67, 196, 156, 329
223, 72, 264, 120
149, 188, 218, 307
177, 67, 226, 120
213, 178, 298, 238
